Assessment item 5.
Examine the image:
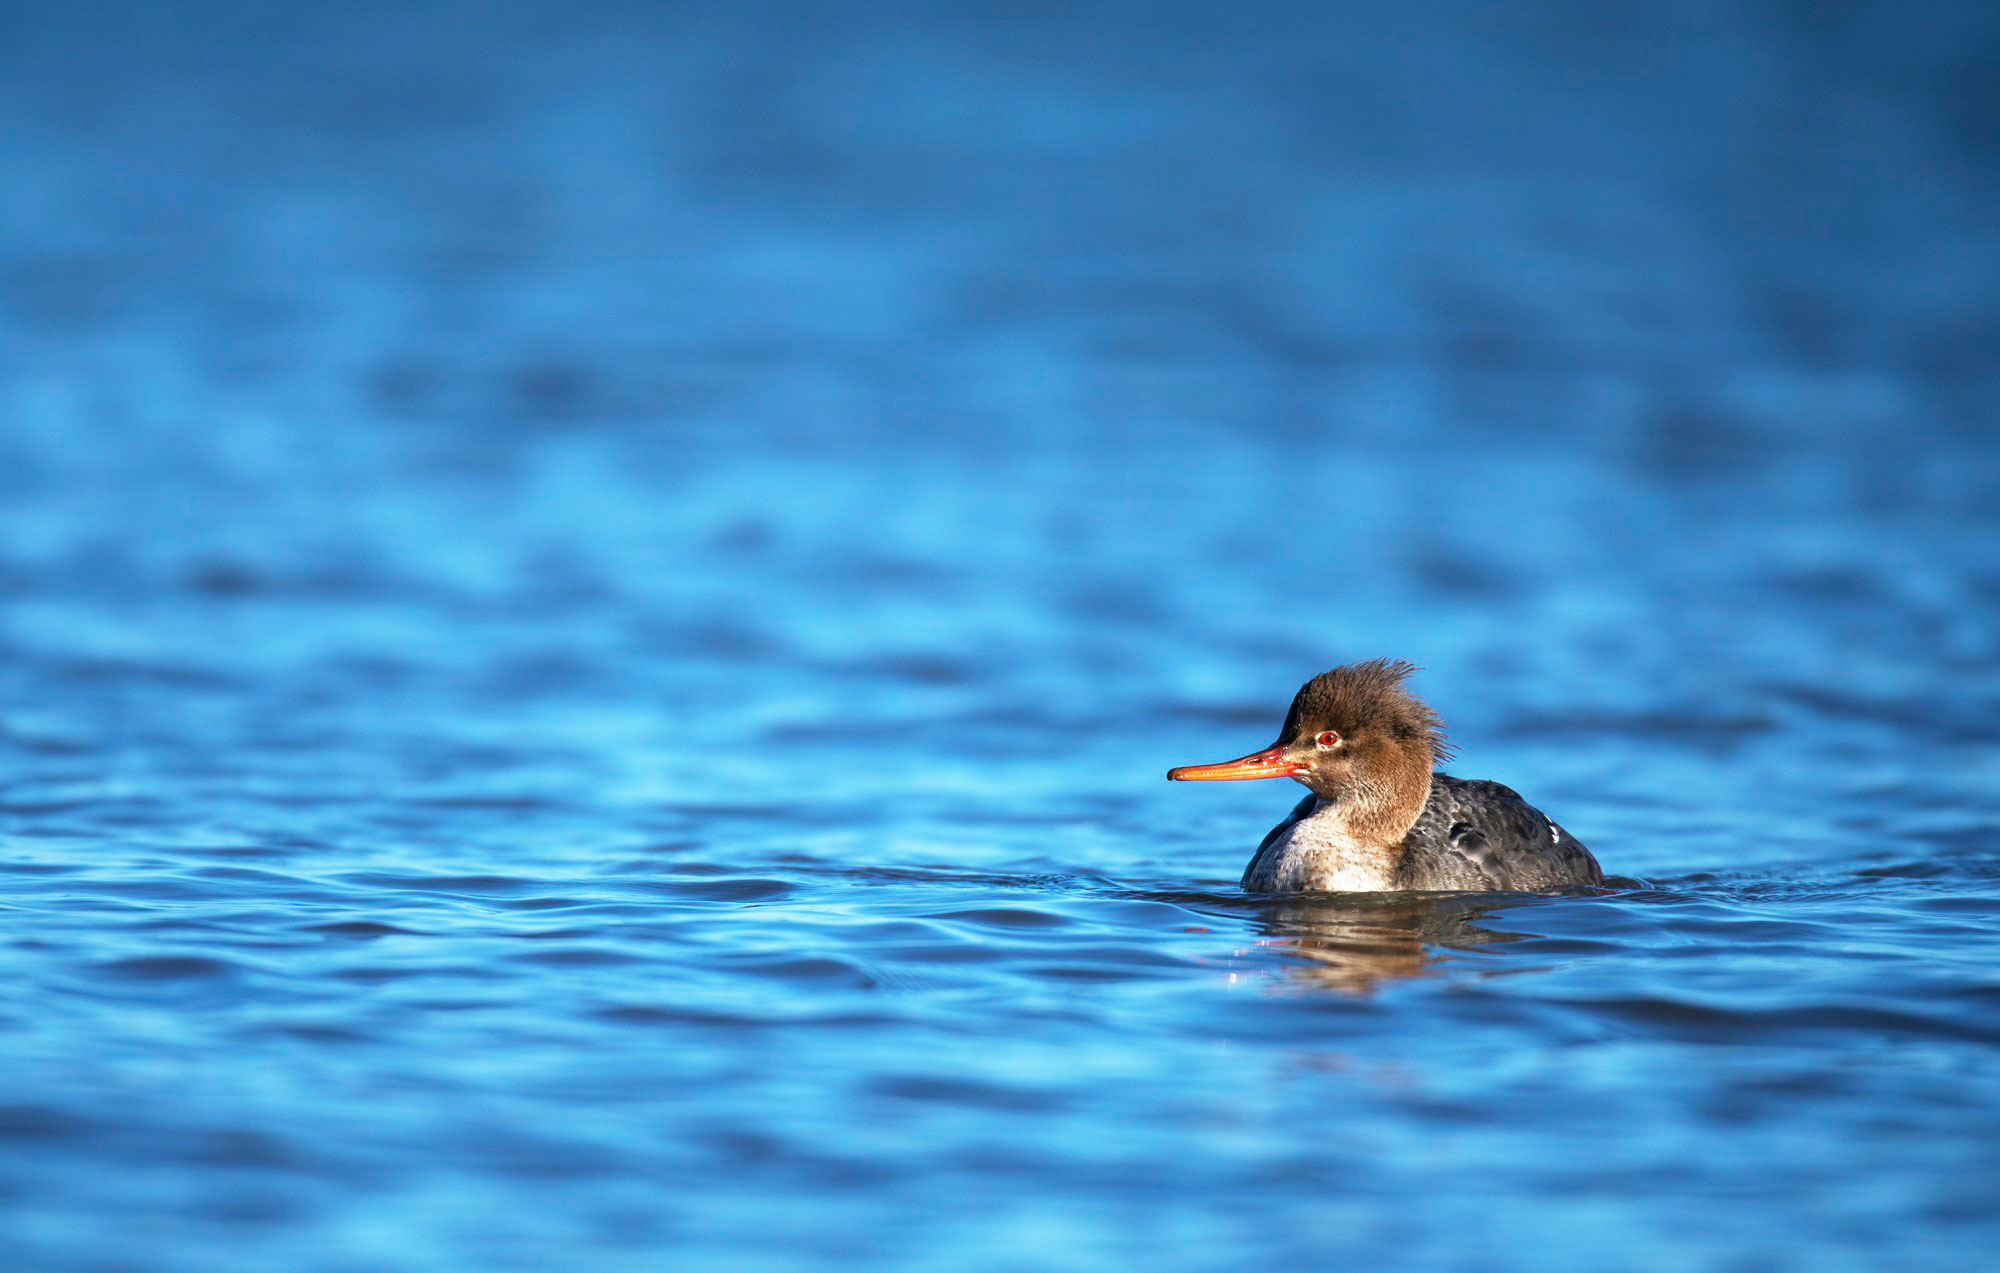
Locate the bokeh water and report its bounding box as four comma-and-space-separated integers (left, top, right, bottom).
4, 3, 2000, 1269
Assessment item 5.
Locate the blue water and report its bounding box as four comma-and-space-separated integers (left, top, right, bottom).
4, 3, 2000, 1270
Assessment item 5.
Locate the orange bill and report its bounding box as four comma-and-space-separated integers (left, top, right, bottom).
1166, 744, 1301, 782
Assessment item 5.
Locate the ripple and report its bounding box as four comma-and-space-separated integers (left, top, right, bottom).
589, 1004, 769, 1030
869, 1076, 1064, 1113
510, 946, 650, 967
412, 794, 565, 812
90, 955, 239, 981
633, 877, 795, 902
931, 907, 1075, 930
339, 873, 542, 896
1570, 994, 2000, 1045
877, 943, 1008, 966
724, 956, 877, 988
253, 1022, 378, 1045
303, 921, 421, 938
0, 1105, 90, 1142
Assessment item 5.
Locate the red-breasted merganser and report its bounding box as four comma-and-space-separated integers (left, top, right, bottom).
1168, 659, 1603, 893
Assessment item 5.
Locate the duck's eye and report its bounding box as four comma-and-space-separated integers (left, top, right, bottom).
1316, 730, 1340, 747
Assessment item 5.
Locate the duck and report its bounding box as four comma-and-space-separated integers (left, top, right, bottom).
1168, 659, 1603, 893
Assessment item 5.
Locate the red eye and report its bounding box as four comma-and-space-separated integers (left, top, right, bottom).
1316, 731, 1340, 747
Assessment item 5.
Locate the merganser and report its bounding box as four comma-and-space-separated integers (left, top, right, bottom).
1168, 659, 1603, 893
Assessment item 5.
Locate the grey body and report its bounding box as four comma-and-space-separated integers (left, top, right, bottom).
1242, 774, 1603, 893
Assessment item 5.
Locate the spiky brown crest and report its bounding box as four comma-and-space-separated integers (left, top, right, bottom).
1277, 658, 1454, 766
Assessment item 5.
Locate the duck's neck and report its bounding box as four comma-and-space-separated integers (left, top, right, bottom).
1318, 766, 1433, 848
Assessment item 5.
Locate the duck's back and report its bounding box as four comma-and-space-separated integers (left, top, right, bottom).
1394, 774, 1603, 891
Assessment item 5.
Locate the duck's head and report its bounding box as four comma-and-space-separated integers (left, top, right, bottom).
1168, 659, 1450, 837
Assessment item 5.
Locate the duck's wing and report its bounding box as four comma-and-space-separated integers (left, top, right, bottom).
1404, 775, 1603, 890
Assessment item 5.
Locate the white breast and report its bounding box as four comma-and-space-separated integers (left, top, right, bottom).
1245, 800, 1400, 893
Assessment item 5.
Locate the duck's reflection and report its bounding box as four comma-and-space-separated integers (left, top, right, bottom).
1250, 893, 1526, 995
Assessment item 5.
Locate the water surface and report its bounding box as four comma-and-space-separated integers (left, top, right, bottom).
3, 3, 2000, 1270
